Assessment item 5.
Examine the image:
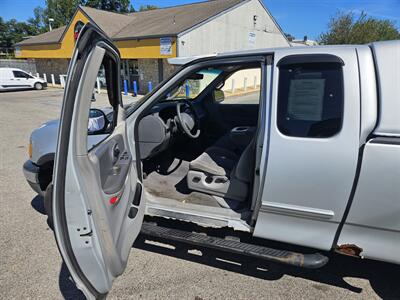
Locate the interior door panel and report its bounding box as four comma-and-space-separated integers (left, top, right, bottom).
204, 102, 259, 141
218, 104, 259, 128
52, 24, 144, 299
92, 134, 132, 194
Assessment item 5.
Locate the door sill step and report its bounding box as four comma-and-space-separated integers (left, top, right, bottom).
140, 222, 329, 269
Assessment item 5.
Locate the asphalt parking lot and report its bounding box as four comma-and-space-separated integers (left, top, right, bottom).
1, 88, 399, 299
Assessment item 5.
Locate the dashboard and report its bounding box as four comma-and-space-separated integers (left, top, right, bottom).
137, 100, 206, 159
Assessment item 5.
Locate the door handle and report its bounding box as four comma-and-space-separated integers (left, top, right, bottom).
112, 144, 120, 164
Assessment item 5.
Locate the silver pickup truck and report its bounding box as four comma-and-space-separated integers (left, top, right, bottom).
24, 24, 399, 299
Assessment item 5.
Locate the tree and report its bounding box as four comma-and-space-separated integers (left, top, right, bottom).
319, 11, 400, 45
139, 5, 158, 11
34, 0, 134, 31
85, 0, 132, 13
0, 17, 40, 56
41, 0, 83, 30
27, 7, 47, 34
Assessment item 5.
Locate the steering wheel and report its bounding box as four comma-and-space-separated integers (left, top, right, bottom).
175, 100, 201, 139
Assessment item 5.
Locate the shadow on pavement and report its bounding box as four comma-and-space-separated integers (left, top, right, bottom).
30, 197, 84, 299
134, 218, 400, 300
31, 195, 46, 215
59, 263, 86, 300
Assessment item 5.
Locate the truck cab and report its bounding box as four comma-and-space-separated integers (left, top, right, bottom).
48, 24, 399, 298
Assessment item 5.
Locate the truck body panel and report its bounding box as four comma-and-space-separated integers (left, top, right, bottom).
338, 138, 400, 264
254, 46, 361, 250
371, 40, 400, 137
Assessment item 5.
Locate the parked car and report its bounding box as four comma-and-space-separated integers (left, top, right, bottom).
24, 23, 400, 299
0, 67, 47, 91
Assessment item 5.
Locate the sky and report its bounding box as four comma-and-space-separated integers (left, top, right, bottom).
1, 0, 400, 40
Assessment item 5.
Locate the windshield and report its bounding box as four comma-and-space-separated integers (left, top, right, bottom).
125, 67, 222, 115
165, 68, 222, 100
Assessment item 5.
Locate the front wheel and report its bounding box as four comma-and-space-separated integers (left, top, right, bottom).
34, 82, 43, 90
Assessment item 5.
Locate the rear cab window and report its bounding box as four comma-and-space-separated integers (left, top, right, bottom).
277, 56, 344, 138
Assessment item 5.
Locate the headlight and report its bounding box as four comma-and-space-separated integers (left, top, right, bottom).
28, 140, 33, 159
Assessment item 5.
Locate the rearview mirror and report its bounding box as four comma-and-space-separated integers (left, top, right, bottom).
187, 73, 204, 80
214, 89, 225, 103
88, 108, 108, 134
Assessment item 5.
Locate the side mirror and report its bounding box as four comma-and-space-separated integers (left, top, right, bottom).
88, 108, 108, 134
214, 89, 225, 103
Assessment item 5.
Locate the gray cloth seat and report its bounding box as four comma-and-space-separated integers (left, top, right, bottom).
189, 146, 238, 177
187, 133, 255, 202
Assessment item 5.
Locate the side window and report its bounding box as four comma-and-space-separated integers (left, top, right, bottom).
87, 55, 119, 150
218, 68, 261, 105
277, 62, 343, 138
13, 71, 31, 78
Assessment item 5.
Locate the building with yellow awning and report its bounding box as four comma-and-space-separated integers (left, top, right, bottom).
15, 0, 289, 92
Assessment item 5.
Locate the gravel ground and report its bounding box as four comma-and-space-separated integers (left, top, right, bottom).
0, 88, 399, 300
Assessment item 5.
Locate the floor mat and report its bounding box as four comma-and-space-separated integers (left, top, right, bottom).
143, 158, 221, 207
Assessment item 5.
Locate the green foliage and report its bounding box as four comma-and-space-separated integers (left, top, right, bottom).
319, 11, 400, 45
139, 5, 158, 11
42, 0, 83, 29
0, 17, 43, 56
85, 0, 132, 13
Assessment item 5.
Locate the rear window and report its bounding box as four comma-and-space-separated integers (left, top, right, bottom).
277, 63, 344, 138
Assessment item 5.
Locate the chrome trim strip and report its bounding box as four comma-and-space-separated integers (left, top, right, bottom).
260, 201, 335, 220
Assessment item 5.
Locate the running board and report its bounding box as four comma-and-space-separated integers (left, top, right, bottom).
140, 222, 329, 269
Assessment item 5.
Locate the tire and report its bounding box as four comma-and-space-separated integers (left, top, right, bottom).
34, 82, 43, 90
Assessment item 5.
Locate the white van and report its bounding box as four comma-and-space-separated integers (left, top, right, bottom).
0, 67, 47, 91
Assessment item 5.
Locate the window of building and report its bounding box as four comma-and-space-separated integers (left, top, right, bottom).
277, 62, 344, 138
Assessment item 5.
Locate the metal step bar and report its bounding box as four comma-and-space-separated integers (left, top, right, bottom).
140, 222, 329, 269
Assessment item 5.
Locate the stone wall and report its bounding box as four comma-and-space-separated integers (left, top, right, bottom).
137, 59, 177, 93
35, 59, 69, 84
0, 59, 37, 74
162, 58, 177, 81
137, 59, 159, 92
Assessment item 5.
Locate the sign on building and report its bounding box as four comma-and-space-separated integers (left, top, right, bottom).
160, 37, 172, 55
248, 32, 256, 47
